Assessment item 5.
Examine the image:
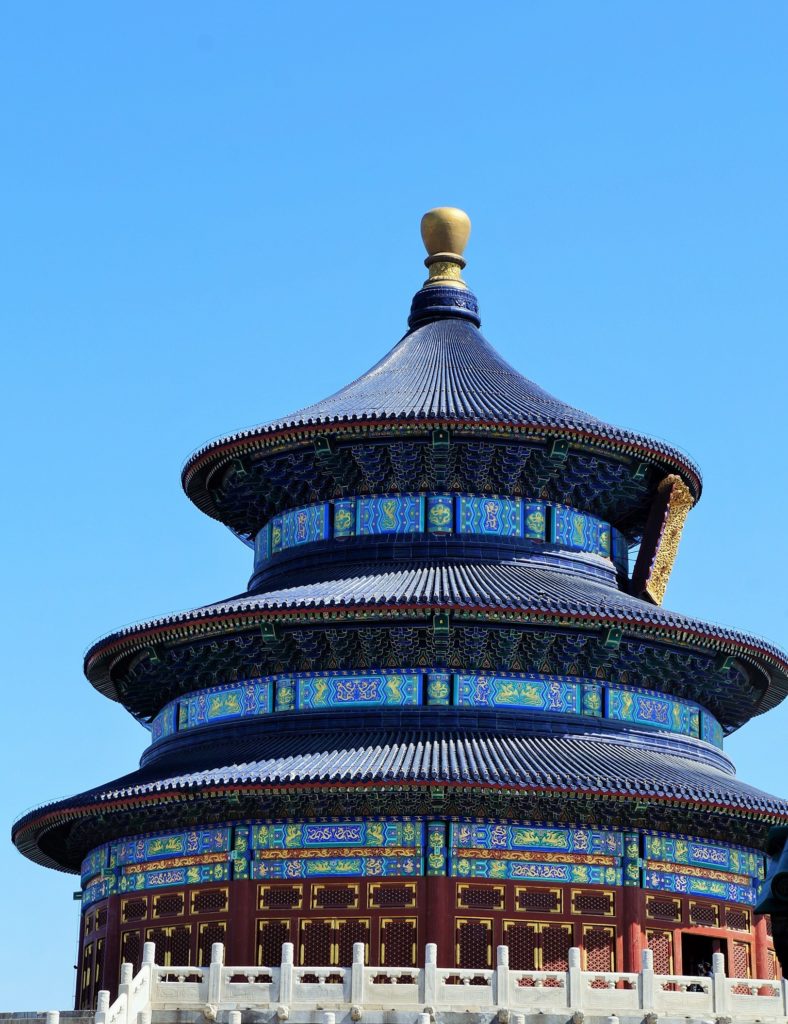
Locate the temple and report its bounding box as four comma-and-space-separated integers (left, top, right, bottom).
13, 208, 788, 1010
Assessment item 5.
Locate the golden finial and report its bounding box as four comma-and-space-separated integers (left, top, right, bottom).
420, 207, 471, 289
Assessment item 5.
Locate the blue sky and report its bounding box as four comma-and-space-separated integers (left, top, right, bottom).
1, 2, 786, 1009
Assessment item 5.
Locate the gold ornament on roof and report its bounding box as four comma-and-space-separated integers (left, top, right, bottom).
420, 206, 471, 288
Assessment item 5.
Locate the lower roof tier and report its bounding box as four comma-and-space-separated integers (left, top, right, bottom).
84, 559, 788, 727
14, 721, 788, 872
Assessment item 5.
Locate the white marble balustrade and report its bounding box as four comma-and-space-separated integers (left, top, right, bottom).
78, 941, 787, 1024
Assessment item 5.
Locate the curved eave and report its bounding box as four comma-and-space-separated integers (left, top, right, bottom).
14, 777, 788, 875
82, 569, 788, 718
181, 416, 702, 529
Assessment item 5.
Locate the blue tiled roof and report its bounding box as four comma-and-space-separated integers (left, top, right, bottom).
22, 730, 788, 816
84, 560, 788, 701
183, 317, 701, 491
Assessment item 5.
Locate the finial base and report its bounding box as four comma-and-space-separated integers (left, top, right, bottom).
424, 253, 467, 289
408, 285, 481, 330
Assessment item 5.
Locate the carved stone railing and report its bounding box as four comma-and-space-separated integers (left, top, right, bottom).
80, 942, 787, 1024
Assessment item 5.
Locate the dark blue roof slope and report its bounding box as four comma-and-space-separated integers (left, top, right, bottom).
183, 317, 701, 494
21, 729, 788, 821
86, 559, 788, 673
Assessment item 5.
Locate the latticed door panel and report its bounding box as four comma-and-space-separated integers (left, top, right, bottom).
502, 921, 572, 970
145, 924, 193, 966
541, 923, 573, 971
300, 920, 333, 965
94, 938, 105, 994
503, 921, 538, 970
582, 925, 615, 972
257, 919, 291, 967
731, 941, 751, 980
380, 918, 417, 967
80, 942, 93, 1008
120, 929, 143, 973
298, 918, 370, 966
646, 929, 674, 974
197, 921, 227, 966
336, 918, 370, 965
455, 918, 493, 968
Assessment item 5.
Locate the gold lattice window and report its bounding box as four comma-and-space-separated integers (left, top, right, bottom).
258, 884, 303, 910
122, 897, 148, 922
514, 886, 563, 914
688, 901, 719, 928
152, 892, 185, 919
191, 888, 229, 914
725, 907, 750, 932
311, 883, 360, 909
571, 889, 615, 917
645, 896, 681, 922
368, 882, 417, 908
456, 883, 506, 910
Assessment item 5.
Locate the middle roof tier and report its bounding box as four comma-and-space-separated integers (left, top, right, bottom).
84, 556, 788, 729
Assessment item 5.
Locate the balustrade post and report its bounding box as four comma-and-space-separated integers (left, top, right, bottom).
351, 942, 365, 1005
279, 942, 294, 1007
95, 989, 110, 1024
115, 961, 133, 1024
229, 1012, 241, 1024
567, 946, 583, 1011
711, 951, 729, 1017
137, 942, 155, 1015
495, 945, 509, 1007
207, 941, 224, 1007
423, 943, 438, 1007
322, 1013, 335, 1024
45, 1012, 59, 1024
782, 976, 788, 1016
639, 947, 654, 1010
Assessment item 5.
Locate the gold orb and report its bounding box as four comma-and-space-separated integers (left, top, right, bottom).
420, 207, 471, 258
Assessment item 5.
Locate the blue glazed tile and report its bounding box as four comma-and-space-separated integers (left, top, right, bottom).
454, 672, 581, 713
333, 498, 356, 538
522, 502, 547, 541
356, 494, 424, 535
457, 495, 523, 537
426, 494, 454, 533
296, 671, 421, 710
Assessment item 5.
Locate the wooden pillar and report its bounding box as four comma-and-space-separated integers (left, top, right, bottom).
105, 895, 122, 1002
424, 876, 454, 966
226, 878, 254, 966
754, 914, 771, 979
621, 886, 643, 972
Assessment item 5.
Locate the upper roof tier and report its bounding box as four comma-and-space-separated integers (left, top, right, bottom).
182, 210, 701, 541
